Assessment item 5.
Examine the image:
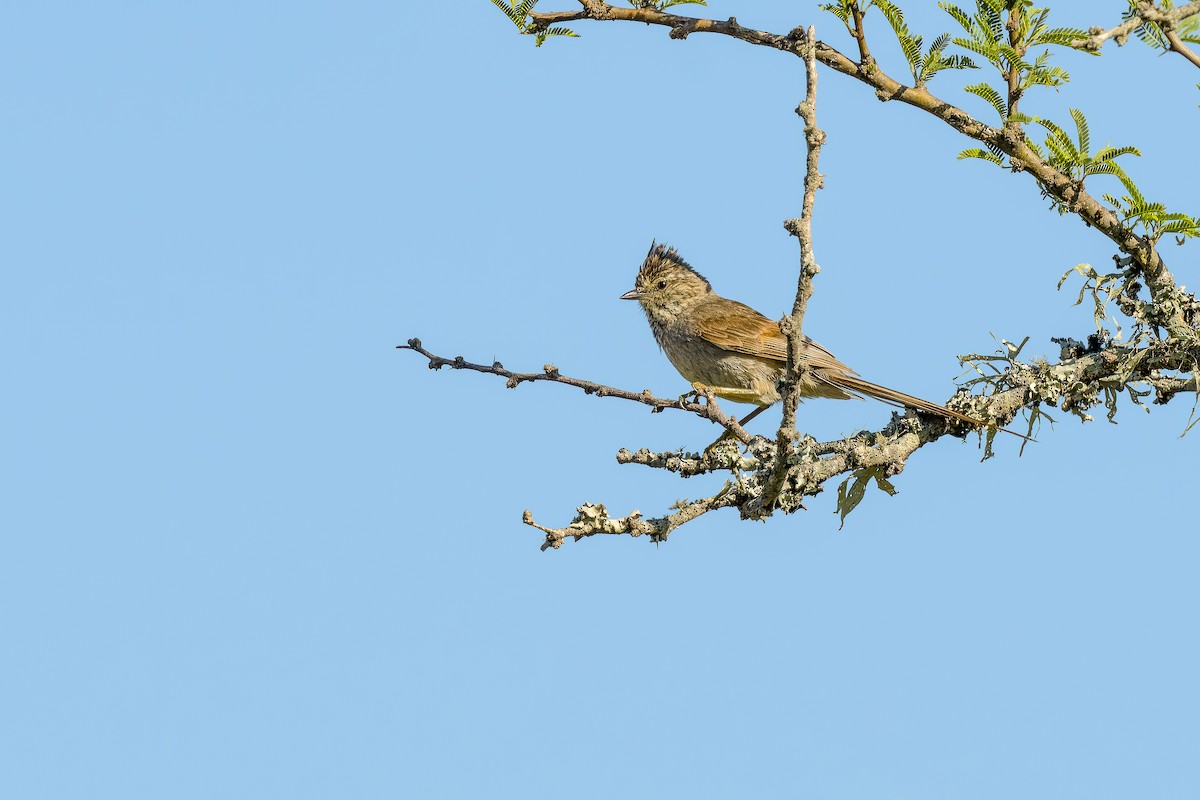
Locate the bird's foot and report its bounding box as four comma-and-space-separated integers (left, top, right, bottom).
678, 382, 715, 407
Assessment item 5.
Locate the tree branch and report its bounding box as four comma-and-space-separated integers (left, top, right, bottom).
401, 333, 1199, 549
1165, 27, 1200, 68
1071, 0, 1200, 67
453, 0, 1200, 548
525, 491, 739, 551
850, 1, 873, 64
397, 338, 752, 443
765, 26, 825, 513
528, 1, 1195, 340
1005, 5, 1026, 122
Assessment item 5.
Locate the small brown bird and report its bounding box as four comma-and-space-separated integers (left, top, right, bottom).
620, 242, 987, 431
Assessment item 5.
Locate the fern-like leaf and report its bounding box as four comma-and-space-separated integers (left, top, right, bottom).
958, 147, 1006, 165
952, 35, 1000, 62
534, 26, 579, 46
964, 82, 1007, 119
1036, 25, 1093, 47
1070, 108, 1090, 157
819, 1, 853, 24
1093, 145, 1142, 163
1161, 218, 1200, 238
940, 2, 975, 34
1038, 117, 1080, 161
489, 0, 527, 26
874, 0, 908, 38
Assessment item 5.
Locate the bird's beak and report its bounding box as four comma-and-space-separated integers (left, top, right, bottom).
619, 289, 643, 301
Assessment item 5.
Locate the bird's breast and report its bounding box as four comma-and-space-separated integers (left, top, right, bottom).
656, 324, 782, 405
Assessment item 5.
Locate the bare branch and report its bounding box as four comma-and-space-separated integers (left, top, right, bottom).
397, 338, 752, 443
767, 26, 825, 512
1165, 27, 1200, 68
525, 492, 738, 551
406, 331, 1196, 548
615, 446, 759, 477
850, 1, 873, 64
1072, 1, 1200, 66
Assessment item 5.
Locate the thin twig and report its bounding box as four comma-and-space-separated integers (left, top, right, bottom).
525, 492, 738, 551
397, 338, 753, 443
850, 1, 873, 64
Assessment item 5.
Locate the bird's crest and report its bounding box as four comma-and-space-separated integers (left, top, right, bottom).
637, 241, 711, 290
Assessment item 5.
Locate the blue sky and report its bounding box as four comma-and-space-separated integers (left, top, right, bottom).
3, 1, 1198, 797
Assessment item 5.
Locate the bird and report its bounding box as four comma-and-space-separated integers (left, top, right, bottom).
619, 241, 998, 434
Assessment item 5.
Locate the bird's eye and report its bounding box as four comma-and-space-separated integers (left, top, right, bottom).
657, 280, 667, 290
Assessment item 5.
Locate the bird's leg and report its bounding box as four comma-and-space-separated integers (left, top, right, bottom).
737, 405, 768, 427
679, 381, 760, 406
689, 383, 772, 407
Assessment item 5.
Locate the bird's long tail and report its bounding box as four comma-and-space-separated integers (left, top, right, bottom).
819, 373, 1031, 441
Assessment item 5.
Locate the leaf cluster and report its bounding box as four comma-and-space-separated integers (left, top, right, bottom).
1022, 109, 1143, 211
488, 0, 578, 46
942, 0, 1088, 119
1103, 183, 1200, 245
820, 1, 979, 85
874, 0, 979, 85
956, 105, 1199, 245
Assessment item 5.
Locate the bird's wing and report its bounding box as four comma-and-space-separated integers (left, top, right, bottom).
691, 297, 857, 375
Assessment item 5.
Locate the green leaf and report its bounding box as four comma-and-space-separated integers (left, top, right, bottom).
1092, 145, 1142, 163
942, 53, 979, 69
939, 2, 975, 34
819, 1, 853, 24
1036, 25, 1093, 47
1023, 64, 1070, 89
1069, 108, 1090, 156
901, 34, 924, 70
489, 0, 525, 26
958, 147, 1006, 165
964, 82, 1007, 119
952, 35, 1000, 62
1037, 117, 1079, 160
874, 0, 908, 37
1161, 218, 1200, 237
534, 26, 579, 46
